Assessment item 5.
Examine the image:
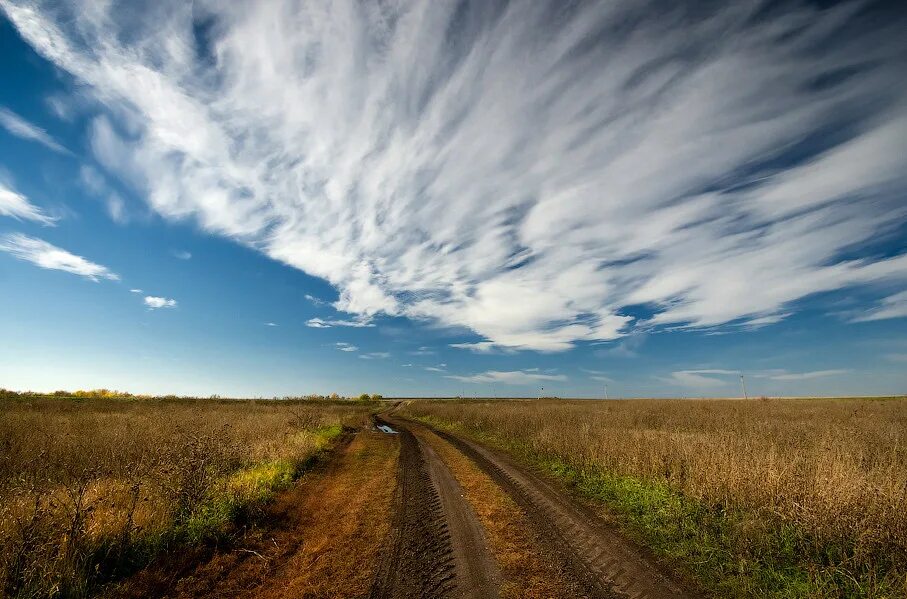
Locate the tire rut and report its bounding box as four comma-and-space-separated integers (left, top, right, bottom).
422, 423, 698, 599
370, 424, 457, 598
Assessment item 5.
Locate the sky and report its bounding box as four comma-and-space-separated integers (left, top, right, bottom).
1, 0, 906, 398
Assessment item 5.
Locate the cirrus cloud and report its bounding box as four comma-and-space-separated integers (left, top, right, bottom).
0, 233, 118, 281
4, 0, 906, 350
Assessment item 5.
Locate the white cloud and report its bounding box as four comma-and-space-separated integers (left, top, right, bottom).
6, 1, 907, 350
264, 321, 277, 327
852, 291, 907, 322
306, 317, 375, 328
667, 369, 740, 388
447, 369, 567, 385
424, 363, 447, 372
360, 352, 390, 359
304, 294, 329, 307
449, 341, 514, 354
172, 250, 191, 260
0, 106, 69, 154
129, 288, 142, 293
767, 369, 848, 381
334, 342, 358, 352
0, 233, 118, 281
0, 183, 55, 225
144, 296, 177, 309
79, 166, 129, 224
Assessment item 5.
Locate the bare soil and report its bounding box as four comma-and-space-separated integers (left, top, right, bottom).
370, 417, 500, 598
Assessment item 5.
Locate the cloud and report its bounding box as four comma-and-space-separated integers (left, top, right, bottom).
852, 291, 907, 322
129, 288, 142, 293
595, 333, 647, 358
409, 346, 435, 356
447, 369, 567, 385
667, 369, 739, 388
766, 369, 848, 381
264, 321, 277, 327
423, 363, 447, 372
334, 342, 358, 352
0, 233, 118, 280
360, 352, 390, 359
171, 250, 191, 260
581, 368, 614, 383
449, 341, 514, 354
306, 317, 375, 328
0, 183, 55, 225
6, 1, 907, 350
304, 294, 329, 307
0, 106, 70, 154
79, 166, 129, 224
144, 296, 177, 309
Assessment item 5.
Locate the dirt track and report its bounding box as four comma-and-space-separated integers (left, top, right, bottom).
113, 415, 696, 598
370, 419, 500, 599
382, 416, 695, 599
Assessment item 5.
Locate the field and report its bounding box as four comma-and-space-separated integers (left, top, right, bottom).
0, 396, 370, 598
402, 397, 907, 597
2, 394, 906, 599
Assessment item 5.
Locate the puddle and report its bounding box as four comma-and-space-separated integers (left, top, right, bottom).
377, 424, 398, 434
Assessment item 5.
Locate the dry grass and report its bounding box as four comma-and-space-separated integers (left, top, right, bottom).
0, 397, 369, 598
404, 397, 907, 597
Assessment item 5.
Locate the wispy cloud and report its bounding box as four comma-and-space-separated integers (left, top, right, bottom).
264, 321, 277, 327
306, 317, 375, 328
79, 166, 128, 224
360, 352, 390, 360
334, 342, 358, 352
0, 106, 70, 154
6, 2, 906, 350
667, 369, 739, 389
171, 250, 192, 260
765, 369, 848, 381
423, 363, 447, 372
450, 341, 514, 354
129, 288, 142, 293
0, 233, 118, 281
852, 291, 907, 323
0, 183, 55, 225
144, 296, 177, 309
447, 369, 566, 385
304, 294, 329, 307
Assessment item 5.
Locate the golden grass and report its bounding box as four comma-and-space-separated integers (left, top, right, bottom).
0, 397, 368, 598
403, 397, 907, 596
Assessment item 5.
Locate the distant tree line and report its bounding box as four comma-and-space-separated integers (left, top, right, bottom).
0, 388, 384, 402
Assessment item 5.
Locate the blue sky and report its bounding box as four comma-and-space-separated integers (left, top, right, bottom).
1, 0, 906, 398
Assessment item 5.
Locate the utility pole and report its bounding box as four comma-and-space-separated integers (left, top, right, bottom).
604, 384, 609, 400
740, 372, 748, 400
538, 386, 543, 400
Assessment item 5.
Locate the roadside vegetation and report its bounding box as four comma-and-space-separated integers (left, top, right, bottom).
403, 397, 907, 598
0, 395, 370, 598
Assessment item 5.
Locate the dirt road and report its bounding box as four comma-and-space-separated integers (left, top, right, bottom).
114, 415, 696, 599
379, 416, 695, 599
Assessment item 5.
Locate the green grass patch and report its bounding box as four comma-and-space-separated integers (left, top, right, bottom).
412, 415, 902, 598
